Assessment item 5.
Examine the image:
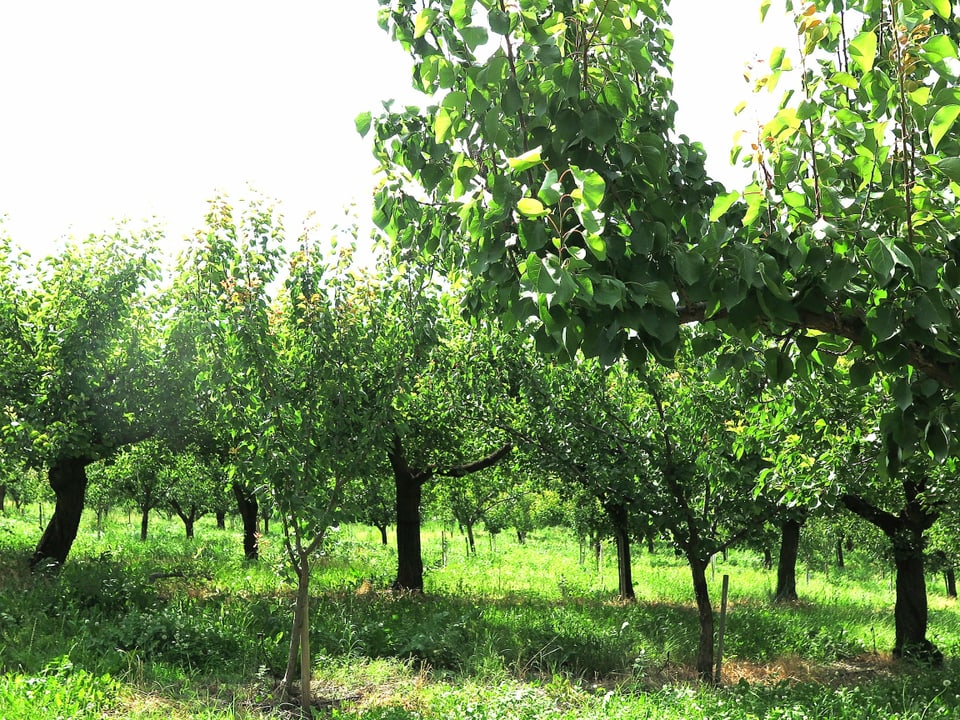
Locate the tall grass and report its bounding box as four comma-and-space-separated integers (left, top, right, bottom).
1, 508, 959, 718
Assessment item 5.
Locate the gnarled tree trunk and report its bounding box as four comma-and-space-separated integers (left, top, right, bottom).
31, 457, 92, 569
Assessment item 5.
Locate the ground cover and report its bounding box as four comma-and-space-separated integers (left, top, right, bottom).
1, 509, 958, 718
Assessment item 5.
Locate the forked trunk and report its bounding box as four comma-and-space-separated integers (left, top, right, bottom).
376, 524, 388, 545
31, 457, 91, 569
774, 518, 801, 602
280, 556, 312, 712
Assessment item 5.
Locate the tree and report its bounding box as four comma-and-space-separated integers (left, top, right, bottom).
178, 199, 398, 712
103, 439, 168, 541
0, 233, 165, 568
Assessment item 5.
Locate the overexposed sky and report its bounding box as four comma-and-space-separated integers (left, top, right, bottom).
0, 1, 793, 260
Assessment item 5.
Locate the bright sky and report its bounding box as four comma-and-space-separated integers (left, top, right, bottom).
0, 1, 793, 261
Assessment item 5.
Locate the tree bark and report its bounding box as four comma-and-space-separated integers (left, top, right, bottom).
604, 501, 635, 601
216, 510, 226, 529
891, 529, 940, 661
774, 517, 801, 602
762, 546, 773, 571
140, 506, 150, 541
30, 457, 91, 569
0, 484, 6, 514
689, 555, 715, 683
465, 521, 476, 555
835, 534, 845, 569
392, 457, 425, 591
842, 491, 942, 664
376, 524, 388, 546
232, 482, 259, 561
389, 435, 511, 592
946, 567, 957, 599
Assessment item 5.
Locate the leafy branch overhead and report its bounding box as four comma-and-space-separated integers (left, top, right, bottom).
368, 0, 960, 465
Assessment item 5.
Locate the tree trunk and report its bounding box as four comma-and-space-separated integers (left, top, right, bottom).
774, 517, 801, 603
465, 521, 476, 555
517, 529, 526, 544
891, 529, 941, 662
390, 448, 426, 592
762, 546, 773, 571
216, 510, 226, 529
30, 457, 91, 569
689, 555, 715, 683
946, 567, 957, 599
0, 484, 6, 514
836, 534, 845, 569
232, 483, 259, 561
842, 491, 941, 664
604, 501, 635, 601
140, 507, 150, 541
376, 524, 388, 545
184, 516, 195, 539
280, 555, 311, 709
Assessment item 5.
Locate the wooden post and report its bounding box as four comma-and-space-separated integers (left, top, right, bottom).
714, 574, 730, 686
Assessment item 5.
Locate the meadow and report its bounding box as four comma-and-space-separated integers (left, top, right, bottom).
1, 508, 959, 719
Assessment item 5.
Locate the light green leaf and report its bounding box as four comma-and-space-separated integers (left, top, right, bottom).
770, 46, 786, 70
570, 166, 605, 210
709, 191, 740, 221
920, 0, 951, 20
507, 146, 543, 173
517, 197, 548, 217
434, 107, 454, 143
622, 37, 652, 74
414, 8, 439, 39
849, 30, 878, 74
929, 104, 960, 151
354, 111, 372, 137
829, 71, 859, 90
450, 0, 474, 27
585, 234, 606, 260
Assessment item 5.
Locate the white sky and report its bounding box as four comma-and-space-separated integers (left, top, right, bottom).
0, 1, 793, 261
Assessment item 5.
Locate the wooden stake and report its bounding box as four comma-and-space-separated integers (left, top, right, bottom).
714, 574, 730, 686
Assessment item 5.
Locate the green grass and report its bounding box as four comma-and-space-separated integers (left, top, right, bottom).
1, 507, 959, 718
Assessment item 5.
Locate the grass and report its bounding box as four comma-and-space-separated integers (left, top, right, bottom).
1, 507, 959, 718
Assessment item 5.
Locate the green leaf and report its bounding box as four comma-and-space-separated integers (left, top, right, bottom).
488, 8, 510, 34
929, 104, 960, 151
622, 37, 651, 74
769, 46, 786, 70
354, 111, 372, 137
507, 146, 543, 173
414, 8, 439, 39
763, 348, 794, 385
829, 71, 859, 90
892, 377, 913, 411
582, 109, 616, 146
936, 157, 960, 183
849, 31, 878, 74
865, 305, 899, 342
926, 422, 949, 462
517, 198, 549, 217
594, 278, 624, 308
637, 306, 678, 344
585, 234, 606, 260
450, 0, 474, 27
538, 169, 562, 205
920, 0, 951, 20
709, 191, 740, 221
570, 166, 605, 210
865, 236, 895, 284
434, 107, 454, 143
